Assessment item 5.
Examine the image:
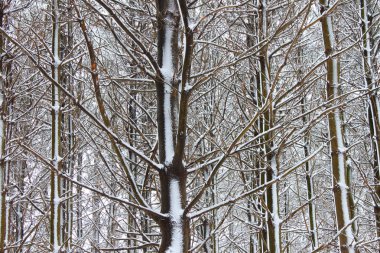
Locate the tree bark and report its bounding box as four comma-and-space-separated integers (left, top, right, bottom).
359, 0, 380, 244
320, 1, 357, 252
0, 1, 11, 250
155, 0, 193, 251
50, 0, 62, 251
256, 0, 281, 252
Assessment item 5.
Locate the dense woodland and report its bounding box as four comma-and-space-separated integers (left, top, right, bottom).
0, 0, 379, 252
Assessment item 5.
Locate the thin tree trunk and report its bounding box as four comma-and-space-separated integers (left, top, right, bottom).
128, 89, 137, 252
15, 158, 26, 252
60, 2, 74, 250
302, 98, 318, 250
0, 1, 12, 251
92, 172, 100, 253
76, 152, 83, 252
320, 1, 357, 252
51, 0, 62, 251
247, 3, 265, 252
256, 0, 281, 251
298, 44, 318, 249
107, 193, 117, 252
359, 0, 380, 244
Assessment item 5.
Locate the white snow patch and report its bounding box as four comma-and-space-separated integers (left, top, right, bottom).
337, 182, 349, 190
184, 83, 192, 91
53, 173, 60, 253
52, 104, 60, 112
338, 147, 347, 153
332, 58, 355, 252
188, 21, 197, 31
166, 179, 183, 253
53, 197, 61, 205
326, 16, 335, 49
55, 155, 63, 163
161, 21, 175, 164
54, 56, 61, 68
52, 1, 61, 252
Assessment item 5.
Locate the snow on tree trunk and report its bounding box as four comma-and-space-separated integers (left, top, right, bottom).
76, 152, 83, 251
156, 0, 192, 252
320, 1, 357, 252
268, 154, 281, 253
61, 2, 74, 250
0, 1, 13, 251
51, 0, 62, 251
359, 0, 380, 244
256, 0, 281, 251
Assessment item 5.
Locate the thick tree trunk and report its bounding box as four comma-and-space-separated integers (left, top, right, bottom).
320, 1, 357, 252
158, 168, 189, 253
156, 0, 191, 252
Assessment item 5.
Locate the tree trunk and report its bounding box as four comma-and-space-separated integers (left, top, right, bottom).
256, 0, 281, 251
359, 0, 380, 244
156, 0, 191, 251
302, 99, 318, 250
51, 0, 62, 251
298, 44, 318, 249
61, 2, 74, 250
76, 152, 83, 252
91, 172, 100, 253
0, 1, 13, 251
320, 1, 357, 252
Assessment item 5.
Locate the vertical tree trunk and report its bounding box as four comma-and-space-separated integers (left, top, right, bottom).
246, 4, 265, 252
199, 88, 217, 253
107, 193, 117, 252
155, 0, 192, 251
266, 153, 281, 253
283, 182, 289, 253
0, 1, 12, 251
76, 152, 83, 252
298, 45, 318, 249
78, 0, 193, 251
61, 2, 74, 250
0, 4, 6, 251
51, 0, 62, 251
15, 158, 26, 252
128, 91, 137, 252
302, 98, 318, 250
256, 0, 281, 252
320, 1, 357, 252
92, 173, 100, 253
359, 0, 380, 244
